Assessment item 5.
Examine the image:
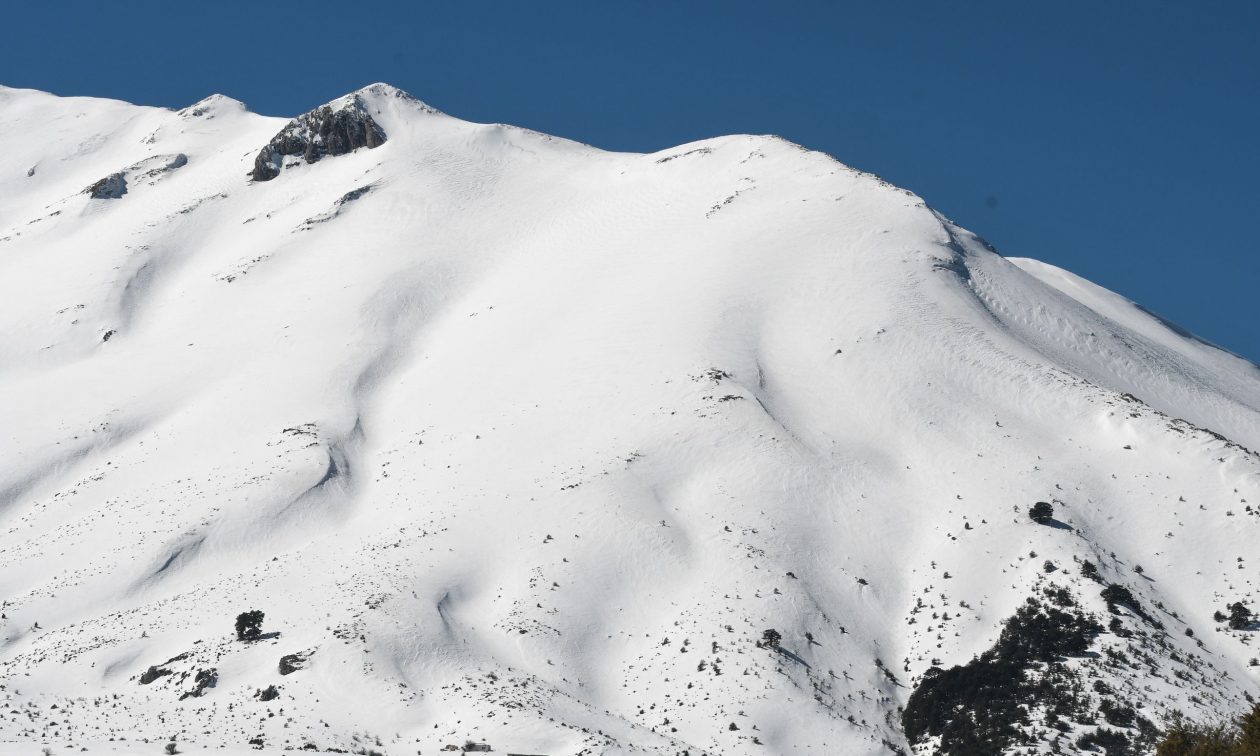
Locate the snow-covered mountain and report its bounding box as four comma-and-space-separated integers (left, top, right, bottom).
1, 83, 1258, 756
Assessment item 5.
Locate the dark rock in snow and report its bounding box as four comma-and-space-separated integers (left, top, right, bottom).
136, 153, 188, 181
179, 668, 217, 700
336, 184, 375, 205
278, 652, 306, 675
85, 155, 185, 200
86, 172, 127, 199
250, 94, 387, 182
139, 665, 171, 684
296, 183, 378, 231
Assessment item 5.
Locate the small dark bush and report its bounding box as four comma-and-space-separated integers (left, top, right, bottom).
1100, 699, 1137, 728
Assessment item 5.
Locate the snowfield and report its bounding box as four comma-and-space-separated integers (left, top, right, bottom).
0, 83, 1257, 756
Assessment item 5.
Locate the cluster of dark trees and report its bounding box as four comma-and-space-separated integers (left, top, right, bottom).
902, 597, 1109, 755
1216, 602, 1254, 631
1155, 702, 1260, 755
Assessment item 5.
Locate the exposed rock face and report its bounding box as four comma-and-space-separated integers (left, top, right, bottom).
178, 668, 217, 700
83, 155, 186, 200
278, 653, 304, 675
138, 665, 170, 684
86, 172, 127, 199
250, 94, 387, 182
296, 183, 377, 231
136, 153, 188, 181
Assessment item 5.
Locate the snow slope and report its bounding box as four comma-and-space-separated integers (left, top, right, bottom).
0, 83, 1257, 756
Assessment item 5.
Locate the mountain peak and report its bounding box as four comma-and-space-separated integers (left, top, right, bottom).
178, 93, 248, 119
3, 82, 1260, 756
247, 84, 442, 182
354, 82, 412, 100
325, 83, 439, 115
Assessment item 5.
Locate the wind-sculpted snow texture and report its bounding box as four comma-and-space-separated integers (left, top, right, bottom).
0, 83, 1258, 756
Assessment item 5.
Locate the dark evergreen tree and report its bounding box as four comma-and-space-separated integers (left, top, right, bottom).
1229, 602, 1253, 631
235, 610, 265, 641
1240, 703, 1260, 754
760, 628, 782, 648
1029, 501, 1054, 524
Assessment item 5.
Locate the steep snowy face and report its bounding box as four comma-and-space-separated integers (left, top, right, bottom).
0, 83, 1258, 756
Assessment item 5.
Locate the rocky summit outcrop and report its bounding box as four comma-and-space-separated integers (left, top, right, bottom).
249, 94, 387, 182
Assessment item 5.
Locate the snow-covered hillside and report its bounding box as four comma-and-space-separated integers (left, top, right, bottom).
1, 83, 1257, 756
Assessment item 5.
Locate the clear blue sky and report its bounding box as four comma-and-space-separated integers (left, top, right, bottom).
4, 1, 1257, 362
